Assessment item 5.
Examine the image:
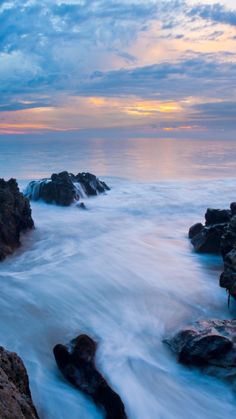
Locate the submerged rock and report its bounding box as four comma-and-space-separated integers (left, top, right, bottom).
0, 178, 34, 261
53, 334, 127, 419
165, 320, 236, 384
76, 202, 87, 210
0, 346, 39, 418
24, 171, 110, 206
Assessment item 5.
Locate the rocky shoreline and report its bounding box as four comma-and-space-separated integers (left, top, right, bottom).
2, 173, 236, 415
188, 203, 236, 300
0, 346, 39, 419
54, 334, 127, 419
0, 178, 34, 261
166, 204, 236, 389
0, 173, 128, 418
24, 171, 110, 206
166, 320, 236, 387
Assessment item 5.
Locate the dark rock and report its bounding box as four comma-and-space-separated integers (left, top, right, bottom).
76, 202, 87, 210
188, 223, 204, 239
221, 215, 236, 257
53, 334, 127, 419
165, 320, 236, 383
0, 178, 34, 261
205, 208, 231, 226
230, 202, 236, 216
220, 249, 236, 299
219, 216, 236, 299
190, 224, 226, 254
75, 173, 110, 196
25, 171, 110, 206
0, 346, 39, 418
188, 205, 236, 300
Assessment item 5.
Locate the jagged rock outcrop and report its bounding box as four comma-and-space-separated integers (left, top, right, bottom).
188, 208, 230, 254
53, 334, 127, 419
189, 204, 236, 300
24, 171, 110, 206
0, 178, 34, 261
0, 346, 38, 419
165, 320, 236, 385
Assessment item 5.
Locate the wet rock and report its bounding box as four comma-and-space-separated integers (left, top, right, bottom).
205, 208, 231, 226
0, 346, 39, 418
220, 249, 236, 299
0, 178, 34, 261
75, 172, 110, 196
230, 202, 236, 216
219, 216, 236, 299
188, 223, 204, 239
190, 224, 226, 254
221, 215, 236, 257
165, 320, 236, 383
53, 334, 127, 419
25, 171, 110, 206
189, 206, 232, 254
188, 205, 236, 300
76, 202, 87, 210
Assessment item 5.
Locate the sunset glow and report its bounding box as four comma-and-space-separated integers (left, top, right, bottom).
0, 0, 236, 137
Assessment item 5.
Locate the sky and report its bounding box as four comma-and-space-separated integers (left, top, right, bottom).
0, 0, 236, 138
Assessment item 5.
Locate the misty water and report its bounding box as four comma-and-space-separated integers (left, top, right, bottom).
1, 136, 236, 418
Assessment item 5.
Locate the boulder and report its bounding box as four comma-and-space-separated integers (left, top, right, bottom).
230, 202, 236, 216
0, 346, 39, 418
188, 204, 236, 300
165, 320, 236, 383
188, 223, 204, 239
219, 216, 236, 299
190, 224, 226, 254
205, 208, 231, 226
0, 178, 34, 261
24, 171, 110, 206
53, 334, 127, 419
220, 249, 236, 299
221, 215, 236, 257
76, 202, 87, 210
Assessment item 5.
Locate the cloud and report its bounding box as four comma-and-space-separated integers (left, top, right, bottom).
77, 54, 236, 101
1, 0, 236, 133
188, 3, 236, 27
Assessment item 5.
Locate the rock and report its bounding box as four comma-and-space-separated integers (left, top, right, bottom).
76, 202, 87, 210
0, 178, 34, 261
230, 202, 236, 216
165, 320, 236, 383
220, 249, 236, 299
205, 208, 231, 226
221, 215, 236, 257
188, 205, 236, 300
53, 334, 127, 419
190, 224, 226, 253
75, 173, 110, 196
219, 216, 236, 299
188, 223, 204, 239
0, 346, 39, 418
25, 171, 110, 206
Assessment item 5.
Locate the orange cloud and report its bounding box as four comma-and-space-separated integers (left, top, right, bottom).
0, 96, 190, 134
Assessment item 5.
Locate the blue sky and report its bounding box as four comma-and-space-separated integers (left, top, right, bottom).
0, 0, 236, 137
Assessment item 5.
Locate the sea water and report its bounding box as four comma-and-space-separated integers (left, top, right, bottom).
0, 136, 236, 418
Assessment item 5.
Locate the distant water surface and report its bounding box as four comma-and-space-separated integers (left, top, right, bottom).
0, 136, 236, 181
0, 136, 236, 419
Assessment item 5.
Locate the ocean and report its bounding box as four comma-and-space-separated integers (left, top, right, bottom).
0, 136, 236, 418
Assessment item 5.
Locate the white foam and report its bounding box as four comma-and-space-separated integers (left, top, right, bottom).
0, 177, 235, 418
